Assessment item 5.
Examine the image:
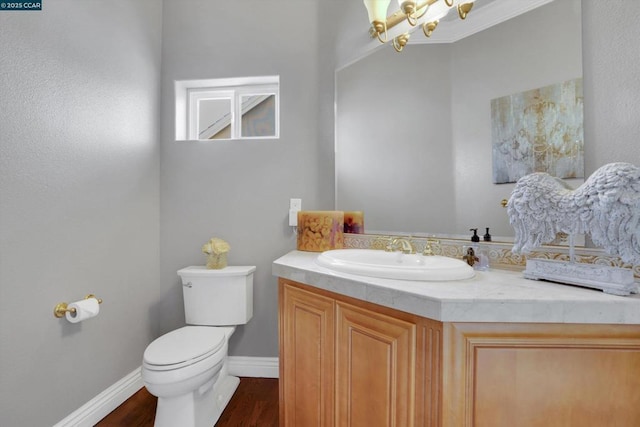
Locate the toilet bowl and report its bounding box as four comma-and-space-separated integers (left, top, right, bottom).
143, 326, 229, 397
142, 266, 255, 427
142, 326, 236, 427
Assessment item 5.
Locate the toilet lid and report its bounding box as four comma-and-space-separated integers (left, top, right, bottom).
143, 326, 226, 368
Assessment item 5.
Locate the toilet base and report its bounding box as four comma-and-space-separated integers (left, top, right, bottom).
153, 370, 240, 427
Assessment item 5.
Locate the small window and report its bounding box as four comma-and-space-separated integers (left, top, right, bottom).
175, 76, 279, 141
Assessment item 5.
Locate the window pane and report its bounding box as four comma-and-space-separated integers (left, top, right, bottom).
240, 94, 276, 138
198, 98, 231, 139
177, 76, 279, 141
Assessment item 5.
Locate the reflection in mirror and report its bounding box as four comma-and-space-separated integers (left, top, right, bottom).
335, 0, 582, 240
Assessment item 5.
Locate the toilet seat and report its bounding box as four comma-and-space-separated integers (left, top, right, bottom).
143, 326, 226, 371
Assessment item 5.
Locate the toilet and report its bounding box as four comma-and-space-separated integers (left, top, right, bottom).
142, 265, 255, 427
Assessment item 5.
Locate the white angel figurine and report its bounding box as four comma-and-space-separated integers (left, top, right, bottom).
508, 162, 640, 265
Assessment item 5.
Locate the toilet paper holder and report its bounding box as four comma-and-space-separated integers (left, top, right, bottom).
54, 294, 103, 318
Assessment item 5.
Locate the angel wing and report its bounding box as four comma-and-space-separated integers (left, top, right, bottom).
581, 162, 640, 264
508, 162, 640, 265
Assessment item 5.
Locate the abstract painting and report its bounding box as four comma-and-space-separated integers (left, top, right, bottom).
491, 78, 584, 184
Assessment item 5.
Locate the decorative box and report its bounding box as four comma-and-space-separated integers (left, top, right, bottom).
344, 211, 364, 234
297, 211, 344, 252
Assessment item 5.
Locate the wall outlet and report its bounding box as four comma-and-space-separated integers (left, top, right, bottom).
290, 198, 302, 211
289, 198, 302, 227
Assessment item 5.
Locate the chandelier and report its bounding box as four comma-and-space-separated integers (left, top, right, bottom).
363, 0, 475, 52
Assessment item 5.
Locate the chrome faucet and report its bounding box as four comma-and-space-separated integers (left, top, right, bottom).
386, 237, 415, 254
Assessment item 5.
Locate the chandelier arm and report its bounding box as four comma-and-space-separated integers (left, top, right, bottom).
413, 5, 429, 20
458, 2, 473, 19
392, 33, 409, 52
392, 37, 404, 52
375, 22, 388, 43
422, 20, 438, 37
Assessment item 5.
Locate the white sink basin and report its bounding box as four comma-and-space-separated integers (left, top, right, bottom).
316, 249, 475, 281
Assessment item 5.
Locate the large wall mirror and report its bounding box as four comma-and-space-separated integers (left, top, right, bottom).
335, 0, 582, 241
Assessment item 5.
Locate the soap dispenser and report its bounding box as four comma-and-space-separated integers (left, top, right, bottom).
467, 228, 489, 271
483, 228, 492, 242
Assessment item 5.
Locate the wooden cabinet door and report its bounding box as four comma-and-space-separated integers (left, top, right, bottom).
443, 322, 640, 427
335, 301, 417, 427
279, 280, 335, 427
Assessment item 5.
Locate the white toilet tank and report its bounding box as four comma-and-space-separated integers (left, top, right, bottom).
177, 266, 255, 326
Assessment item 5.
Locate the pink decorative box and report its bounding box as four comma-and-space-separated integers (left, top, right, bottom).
344, 211, 364, 234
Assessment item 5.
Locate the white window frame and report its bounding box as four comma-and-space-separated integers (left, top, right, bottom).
175, 75, 279, 141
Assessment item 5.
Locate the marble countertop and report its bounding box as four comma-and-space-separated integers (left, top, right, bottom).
273, 250, 640, 324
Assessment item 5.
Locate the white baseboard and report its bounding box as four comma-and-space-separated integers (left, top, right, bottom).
53, 367, 143, 427
228, 356, 279, 378
53, 357, 279, 426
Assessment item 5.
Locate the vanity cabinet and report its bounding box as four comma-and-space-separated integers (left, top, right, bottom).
279, 279, 442, 427
443, 322, 640, 427
279, 277, 640, 427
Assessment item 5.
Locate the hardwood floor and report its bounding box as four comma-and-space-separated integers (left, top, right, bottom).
96, 377, 278, 426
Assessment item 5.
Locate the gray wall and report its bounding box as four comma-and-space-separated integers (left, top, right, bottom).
0, 1, 162, 425
158, 0, 336, 357
582, 1, 640, 169
1, 1, 640, 425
